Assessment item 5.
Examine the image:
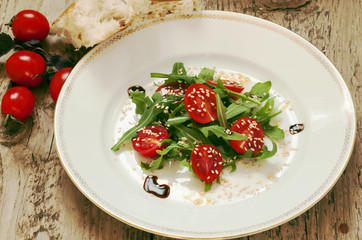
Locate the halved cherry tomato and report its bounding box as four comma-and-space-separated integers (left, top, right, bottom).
49, 68, 72, 103
191, 144, 223, 182
184, 84, 217, 124
156, 82, 189, 96
229, 117, 265, 155
11, 10, 50, 42
5, 50, 46, 88
207, 79, 244, 93
1, 86, 35, 122
132, 125, 169, 158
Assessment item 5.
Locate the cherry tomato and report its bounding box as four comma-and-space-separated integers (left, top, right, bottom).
5, 50, 46, 88
156, 82, 189, 96
11, 10, 50, 42
49, 68, 72, 103
207, 79, 244, 93
191, 144, 223, 182
229, 117, 265, 155
1, 86, 35, 122
184, 83, 217, 124
132, 125, 169, 158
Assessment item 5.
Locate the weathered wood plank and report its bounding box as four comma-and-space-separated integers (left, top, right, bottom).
0, 0, 360, 239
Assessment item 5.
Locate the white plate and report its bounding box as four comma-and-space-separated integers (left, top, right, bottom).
54, 11, 356, 239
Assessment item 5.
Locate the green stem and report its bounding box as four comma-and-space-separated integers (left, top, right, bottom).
2, 114, 10, 127
2, 114, 24, 127
169, 101, 185, 118
226, 90, 261, 105
255, 110, 282, 123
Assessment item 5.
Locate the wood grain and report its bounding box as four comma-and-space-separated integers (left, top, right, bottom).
0, 0, 361, 239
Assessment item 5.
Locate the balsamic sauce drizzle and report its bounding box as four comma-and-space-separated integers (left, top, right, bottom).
289, 123, 305, 135
143, 176, 170, 199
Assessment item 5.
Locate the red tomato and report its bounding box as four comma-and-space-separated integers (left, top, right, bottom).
1, 86, 35, 122
184, 84, 217, 124
207, 79, 244, 93
229, 117, 265, 155
191, 144, 223, 182
132, 125, 169, 158
49, 68, 72, 103
6, 51, 46, 88
11, 10, 50, 42
155, 82, 189, 96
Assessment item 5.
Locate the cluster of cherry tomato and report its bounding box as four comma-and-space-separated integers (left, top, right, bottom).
1, 10, 72, 126
132, 80, 265, 183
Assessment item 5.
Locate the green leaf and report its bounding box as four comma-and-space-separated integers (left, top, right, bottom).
212, 87, 226, 98
247, 81, 272, 102
217, 79, 261, 105
156, 142, 179, 156
253, 97, 274, 119
225, 101, 258, 119
216, 94, 228, 128
200, 125, 247, 140
150, 73, 195, 85
166, 114, 191, 125
196, 67, 215, 82
111, 98, 164, 151
228, 161, 237, 172
0, 33, 14, 57
169, 101, 185, 118
254, 141, 278, 160
172, 62, 186, 75
179, 160, 191, 168
148, 156, 164, 170
173, 125, 212, 146
140, 162, 151, 170
151, 91, 163, 102
130, 91, 147, 114
263, 123, 285, 141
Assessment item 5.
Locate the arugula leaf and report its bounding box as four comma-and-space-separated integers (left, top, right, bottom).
151, 91, 163, 102
254, 141, 278, 160
226, 100, 258, 119
156, 142, 180, 156
179, 160, 193, 172
216, 94, 228, 128
222, 149, 253, 171
169, 101, 185, 118
253, 97, 274, 119
200, 125, 247, 141
173, 125, 212, 146
111, 95, 165, 151
217, 79, 261, 105
166, 114, 191, 125
196, 67, 215, 82
246, 81, 271, 102
172, 62, 186, 75
148, 156, 164, 170
212, 87, 227, 98
263, 122, 285, 141
130, 91, 147, 114
150, 73, 195, 85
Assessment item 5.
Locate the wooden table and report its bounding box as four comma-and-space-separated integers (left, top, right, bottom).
0, 0, 360, 239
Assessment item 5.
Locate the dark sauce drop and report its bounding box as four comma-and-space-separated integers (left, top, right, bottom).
143, 176, 170, 198
289, 123, 304, 135
127, 85, 146, 96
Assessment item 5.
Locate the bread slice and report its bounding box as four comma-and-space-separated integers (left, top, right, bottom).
51, 0, 200, 48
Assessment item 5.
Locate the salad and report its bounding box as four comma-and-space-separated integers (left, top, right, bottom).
111, 62, 284, 191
